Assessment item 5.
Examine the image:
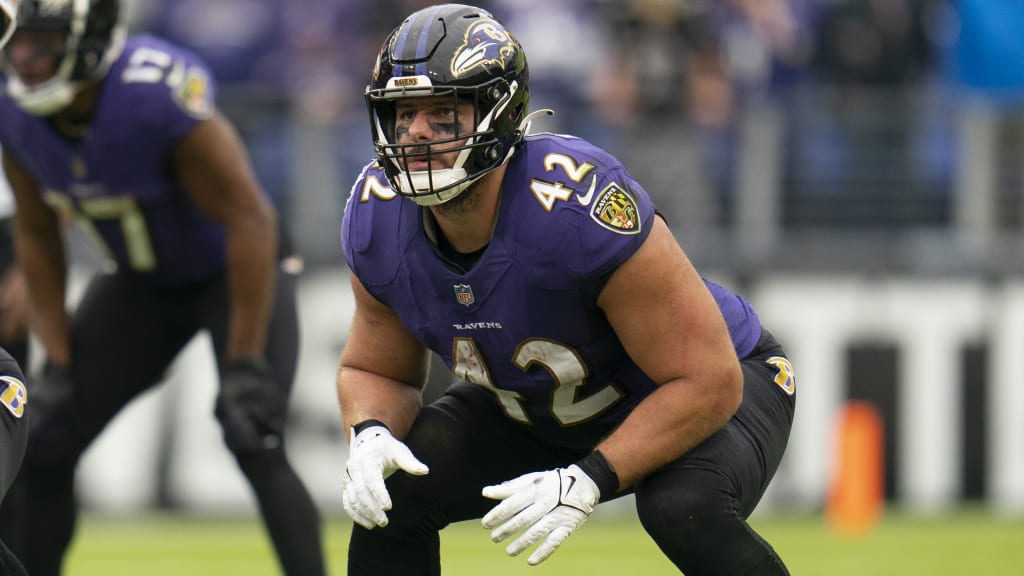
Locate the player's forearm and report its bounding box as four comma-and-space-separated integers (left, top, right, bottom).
224, 208, 277, 360
16, 230, 70, 365
594, 370, 741, 491
336, 365, 423, 440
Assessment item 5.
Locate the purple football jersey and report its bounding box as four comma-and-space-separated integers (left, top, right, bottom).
0, 35, 226, 285
342, 133, 762, 448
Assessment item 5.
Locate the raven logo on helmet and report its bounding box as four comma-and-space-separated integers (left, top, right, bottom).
451, 19, 514, 77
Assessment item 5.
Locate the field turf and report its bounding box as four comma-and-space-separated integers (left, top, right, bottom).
64, 508, 1024, 575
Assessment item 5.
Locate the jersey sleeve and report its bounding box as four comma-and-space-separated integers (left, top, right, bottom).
341, 160, 405, 286
116, 36, 218, 143
565, 166, 656, 280
513, 136, 657, 289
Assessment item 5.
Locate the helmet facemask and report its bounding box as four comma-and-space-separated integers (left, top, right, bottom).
368, 75, 521, 207
2, 0, 124, 116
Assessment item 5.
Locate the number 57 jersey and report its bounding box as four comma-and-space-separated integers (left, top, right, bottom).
343, 132, 762, 449
0, 35, 225, 286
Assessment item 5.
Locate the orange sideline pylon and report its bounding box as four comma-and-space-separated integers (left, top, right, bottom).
825, 400, 884, 536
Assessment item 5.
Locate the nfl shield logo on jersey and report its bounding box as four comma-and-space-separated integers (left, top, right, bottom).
454, 284, 475, 307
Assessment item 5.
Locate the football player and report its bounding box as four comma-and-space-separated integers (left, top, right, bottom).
0, 1, 325, 575
337, 4, 795, 575
0, 0, 26, 383
0, 3, 31, 575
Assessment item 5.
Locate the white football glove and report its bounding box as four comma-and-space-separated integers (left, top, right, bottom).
341, 425, 429, 529
481, 464, 600, 565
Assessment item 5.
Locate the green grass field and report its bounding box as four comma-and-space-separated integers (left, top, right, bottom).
63, 508, 1024, 575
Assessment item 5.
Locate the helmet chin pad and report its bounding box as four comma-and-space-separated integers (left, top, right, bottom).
397, 168, 473, 207
6, 76, 80, 116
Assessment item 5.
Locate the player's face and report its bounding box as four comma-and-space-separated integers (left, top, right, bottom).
393, 96, 476, 172
3, 29, 66, 87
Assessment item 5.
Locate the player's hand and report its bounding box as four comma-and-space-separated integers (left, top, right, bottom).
215, 357, 287, 452
481, 464, 600, 565
341, 424, 429, 529
27, 361, 75, 463
30, 361, 74, 428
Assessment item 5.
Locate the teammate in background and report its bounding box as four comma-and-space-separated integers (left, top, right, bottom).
337, 4, 795, 574
0, 3, 31, 575
0, 3, 32, 575
0, 1, 326, 575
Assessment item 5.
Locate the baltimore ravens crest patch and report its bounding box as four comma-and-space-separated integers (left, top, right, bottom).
590, 183, 641, 234
0, 375, 27, 419
173, 65, 214, 120
454, 284, 475, 306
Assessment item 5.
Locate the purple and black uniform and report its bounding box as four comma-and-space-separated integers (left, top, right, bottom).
0, 36, 323, 576
345, 133, 763, 448
343, 133, 796, 575
0, 36, 224, 285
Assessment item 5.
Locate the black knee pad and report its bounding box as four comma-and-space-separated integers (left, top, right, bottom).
214, 360, 288, 454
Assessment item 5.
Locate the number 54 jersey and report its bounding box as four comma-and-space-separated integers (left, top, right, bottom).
343, 133, 762, 449
0, 35, 225, 286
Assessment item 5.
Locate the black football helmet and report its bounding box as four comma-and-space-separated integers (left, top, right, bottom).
366, 3, 530, 206
3, 0, 124, 115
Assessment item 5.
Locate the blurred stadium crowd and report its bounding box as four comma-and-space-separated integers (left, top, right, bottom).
122, 0, 1024, 275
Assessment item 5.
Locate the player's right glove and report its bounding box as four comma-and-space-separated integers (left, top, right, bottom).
341, 422, 429, 529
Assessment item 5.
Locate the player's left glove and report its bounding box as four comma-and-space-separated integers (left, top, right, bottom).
481, 464, 601, 566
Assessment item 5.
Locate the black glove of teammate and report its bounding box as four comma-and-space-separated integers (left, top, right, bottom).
29, 361, 73, 426
27, 360, 76, 462
214, 357, 288, 453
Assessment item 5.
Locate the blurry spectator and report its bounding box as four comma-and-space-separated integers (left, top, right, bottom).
591, 0, 727, 257
491, 0, 611, 146
784, 0, 951, 228
717, 0, 820, 98
813, 0, 937, 88
594, 0, 728, 128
